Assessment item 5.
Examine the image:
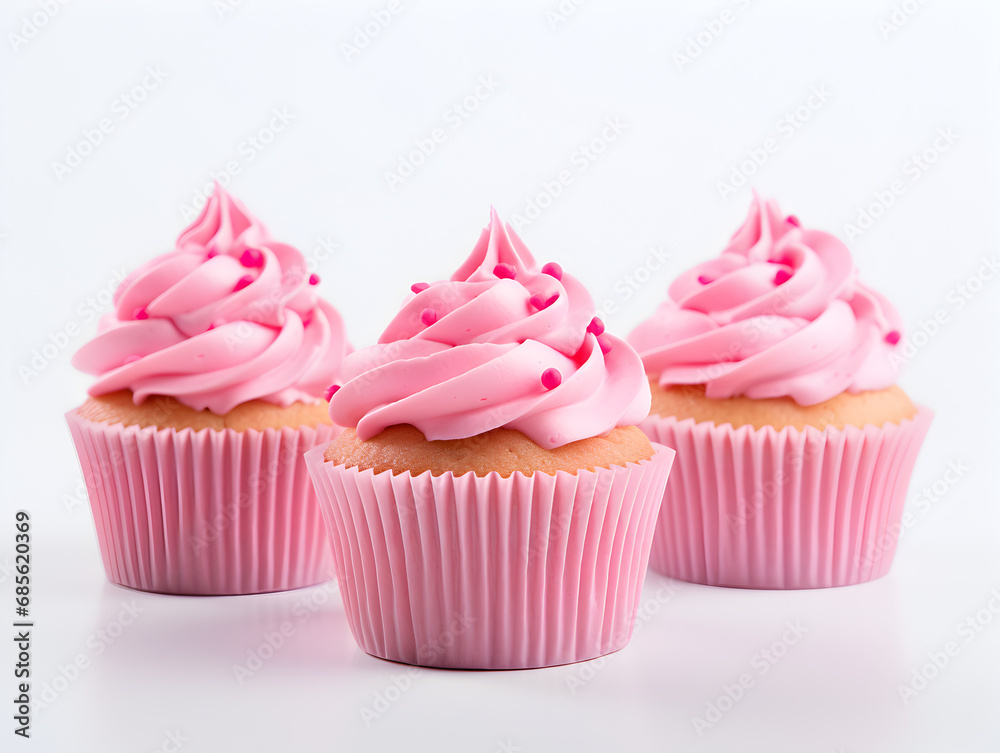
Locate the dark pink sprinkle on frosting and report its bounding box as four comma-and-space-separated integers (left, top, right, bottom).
697, 275, 713, 285
541, 262, 563, 280
493, 263, 517, 280
309, 273, 320, 285
133, 307, 149, 320
323, 384, 340, 401
541, 368, 562, 390
529, 292, 559, 310
234, 275, 254, 292
240, 248, 264, 268
420, 308, 438, 326
411, 282, 430, 294
786, 215, 801, 227
885, 330, 901, 345
773, 269, 792, 285
587, 316, 605, 336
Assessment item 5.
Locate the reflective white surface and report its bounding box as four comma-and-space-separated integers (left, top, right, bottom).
1, 1, 998, 751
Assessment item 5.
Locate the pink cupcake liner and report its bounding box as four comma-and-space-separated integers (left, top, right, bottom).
66, 410, 338, 596
639, 406, 933, 589
305, 442, 676, 669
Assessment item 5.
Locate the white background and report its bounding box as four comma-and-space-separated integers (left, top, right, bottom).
2, 1, 999, 751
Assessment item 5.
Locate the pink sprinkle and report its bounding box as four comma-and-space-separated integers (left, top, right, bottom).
697, 275, 713, 285
309, 273, 321, 285
774, 269, 792, 285
240, 248, 264, 268
541, 368, 562, 390
493, 263, 517, 280
234, 275, 254, 292
133, 307, 148, 320
597, 335, 612, 355
206, 247, 218, 259
885, 330, 901, 345
541, 262, 563, 280
323, 384, 341, 401
786, 215, 801, 227
420, 308, 438, 326
529, 292, 559, 310
206, 323, 216, 331
123, 355, 141, 365
411, 282, 429, 294
587, 316, 605, 336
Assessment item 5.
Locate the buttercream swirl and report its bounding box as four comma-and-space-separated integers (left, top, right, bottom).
628, 193, 903, 405
329, 209, 650, 449
73, 185, 350, 414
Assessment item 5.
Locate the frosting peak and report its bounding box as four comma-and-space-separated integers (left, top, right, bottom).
330, 210, 650, 449
73, 185, 350, 414
177, 182, 268, 254
628, 193, 903, 405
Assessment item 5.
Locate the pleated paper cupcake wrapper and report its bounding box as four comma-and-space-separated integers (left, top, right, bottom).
639, 406, 933, 589
305, 442, 676, 669
66, 410, 338, 596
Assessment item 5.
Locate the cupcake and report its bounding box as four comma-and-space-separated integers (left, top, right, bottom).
628, 193, 932, 589
66, 185, 350, 595
305, 209, 675, 669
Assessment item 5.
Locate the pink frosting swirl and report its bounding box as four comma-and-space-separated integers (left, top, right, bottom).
330, 209, 650, 449
628, 193, 903, 405
73, 185, 350, 414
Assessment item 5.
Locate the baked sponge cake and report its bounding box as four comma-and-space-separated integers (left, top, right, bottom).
306, 208, 675, 669
628, 193, 932, 589
66, 185, 350, 595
